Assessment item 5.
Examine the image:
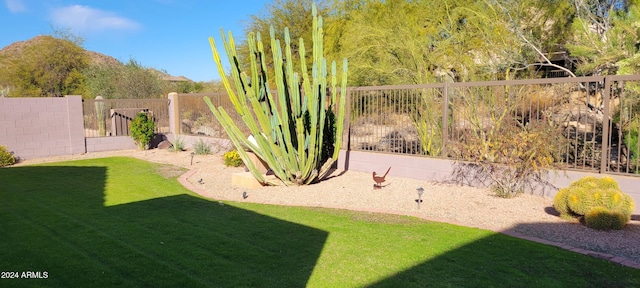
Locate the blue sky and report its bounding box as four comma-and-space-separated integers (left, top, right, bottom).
1, 0, 271, 82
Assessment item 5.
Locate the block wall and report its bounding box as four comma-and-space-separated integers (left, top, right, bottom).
0, 96, 85, 160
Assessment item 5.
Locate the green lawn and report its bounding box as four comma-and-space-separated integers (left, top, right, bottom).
1, 156, 638, 287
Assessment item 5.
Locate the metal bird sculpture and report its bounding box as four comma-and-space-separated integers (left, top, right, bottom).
373, 166, 391, 188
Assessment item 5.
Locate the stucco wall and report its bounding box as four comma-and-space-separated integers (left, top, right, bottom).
85, 136, 137, 152
2, 95, 638, 215
0, 96, 85, 160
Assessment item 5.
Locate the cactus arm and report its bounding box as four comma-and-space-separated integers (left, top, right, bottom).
224, 31, 250, 106
281, 28, 302, 169
206, 2, 347, 186
204, 98, 266, 183
270, 33, 298, 172
249, 33, 261, 100
332, 59, 348, 160
299, 39, 311, 114
209, 34, 243, 115
284, 28, 301, 117
330, 61, 337, 110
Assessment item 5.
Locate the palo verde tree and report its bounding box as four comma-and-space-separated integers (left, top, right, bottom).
330, 0, 526, 86
238, 0, 334, 84
567, 0, 640, 75
490, 0, 578, 78
82, 59, 169, 99
205, 3, 348, 186
0, 35, 88, 97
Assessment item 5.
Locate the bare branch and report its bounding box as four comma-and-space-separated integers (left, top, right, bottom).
517, 33, 578, 77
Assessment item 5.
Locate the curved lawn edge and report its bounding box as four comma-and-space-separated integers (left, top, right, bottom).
177, 168, 640, 270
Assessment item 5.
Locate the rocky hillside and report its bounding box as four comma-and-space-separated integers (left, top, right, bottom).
1, 35, 192, 83
0, 35, 122, 67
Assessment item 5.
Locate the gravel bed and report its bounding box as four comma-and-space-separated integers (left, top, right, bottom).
14, 149, 640, 266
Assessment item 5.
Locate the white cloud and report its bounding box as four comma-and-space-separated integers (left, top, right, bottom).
5, 0, 27, 13
50, 5, 141, 34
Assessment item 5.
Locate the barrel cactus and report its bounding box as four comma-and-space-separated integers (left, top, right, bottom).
584, 206, 627, 231
552, 187, 573, 217
204, 3, 347, 186
554, 176, 635, 230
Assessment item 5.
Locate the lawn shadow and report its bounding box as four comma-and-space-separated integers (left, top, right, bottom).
0, 163, 328, 287
366, 220, 640, 287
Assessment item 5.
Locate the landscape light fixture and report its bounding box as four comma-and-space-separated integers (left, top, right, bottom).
190, 152, 195, 165
416, 187, 424, 209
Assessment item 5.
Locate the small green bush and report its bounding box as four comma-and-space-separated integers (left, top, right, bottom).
554, 176, 635, 230
193, 139, 212, 155
0, 145, 16, 167
584, 206, 627, 230
129, 112, 155, 150
168, 136, 185, 152
223, 150, 244, 167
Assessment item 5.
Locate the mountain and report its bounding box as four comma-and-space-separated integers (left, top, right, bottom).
0, 35, 190, 81
0, 35, 121, 67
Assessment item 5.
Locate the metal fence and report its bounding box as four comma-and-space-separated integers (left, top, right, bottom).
175, 91, 334, 139
165, 75, 640, 176
347, 75, 640, 175
176, 93, 245, 139
82, 98, 170, 137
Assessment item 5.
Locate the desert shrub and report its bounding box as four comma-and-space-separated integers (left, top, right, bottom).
193, 138, 212, 155
129, 112, 155, 150
451, 84, 569, 198
168, 135, 185, 152
223, 150, 243, 167
621, 114, 640, 168
584, 207, 627, 230
460, 121, 563, 198
554, 176, 635, 230
411, 89, 443, 156
0, 145, 16, 167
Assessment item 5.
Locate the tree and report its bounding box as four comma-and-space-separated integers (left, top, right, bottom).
0, 35, 89, 97
170, 81, 204, 94
329, 0, 525, 86
238, 0, 334, 82
199, 80, 227, 93
82, 59, 168, 99
82, 63, 120, 98
235, 0, 637, 83
489, 0, 578, 78
118, 60, 167, 98
567, 0, 640, 75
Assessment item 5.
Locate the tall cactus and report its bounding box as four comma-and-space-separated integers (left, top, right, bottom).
204, 3, 347, 186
